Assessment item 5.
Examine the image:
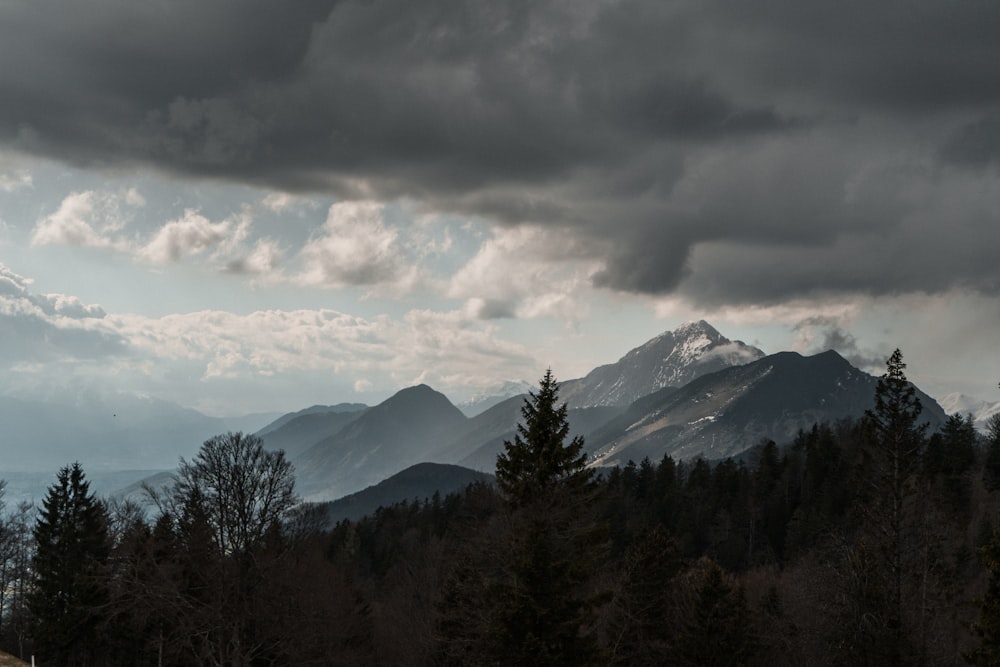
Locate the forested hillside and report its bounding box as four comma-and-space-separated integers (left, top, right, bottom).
0, 353, 998, 665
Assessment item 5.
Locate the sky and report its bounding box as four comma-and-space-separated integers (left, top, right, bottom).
1, 0, 999, 417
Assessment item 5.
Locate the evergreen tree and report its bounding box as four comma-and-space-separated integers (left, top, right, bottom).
859, 349, 928, 665
925, 413, 977, 514
969, 389, 1000, 664
486, 370, 603, 665
966, 526, 1000, 665
29, 462, 111, 666
677, 559, 756, 666
495, 369, 594, 505
609, 524, 682, 665
983, 414, 1000, 492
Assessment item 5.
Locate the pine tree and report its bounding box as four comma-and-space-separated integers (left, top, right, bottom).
486, 370, 604, 665
29, 462, 111, 666
966, 526, 1000, 665
610, 524, 682, 665
983, 414, 1000, 492
495, 369, 594, 505
859, 349, 928, 665
677, 559, 756, 666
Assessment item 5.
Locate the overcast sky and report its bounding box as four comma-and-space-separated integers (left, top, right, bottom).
1, 0, 998, 416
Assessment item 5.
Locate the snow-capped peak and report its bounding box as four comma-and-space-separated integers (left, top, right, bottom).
560, 321, 765, 408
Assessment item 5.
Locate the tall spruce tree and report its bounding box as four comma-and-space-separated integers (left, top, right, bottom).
859, 349, 928, 665
30, 462, 110, 666
487, 370, 603, 665
495, 369, 594, 505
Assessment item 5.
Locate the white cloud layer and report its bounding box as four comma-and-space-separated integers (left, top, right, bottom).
139, 208, 232, 264
31, 191, 133, 250
296, 200, 412, 289
0, 262, 126, 367
448, 225, 601, 321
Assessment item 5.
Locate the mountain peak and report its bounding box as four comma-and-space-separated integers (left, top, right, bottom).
382, 384, 457, 410
560, 321, 765, 408
673, 319, 718, 336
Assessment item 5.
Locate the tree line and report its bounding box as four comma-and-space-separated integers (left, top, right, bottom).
2, 352, 1000, 665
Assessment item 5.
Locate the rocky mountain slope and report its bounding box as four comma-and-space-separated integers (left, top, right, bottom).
586, 350, 947, 467
559, 320, 764, 408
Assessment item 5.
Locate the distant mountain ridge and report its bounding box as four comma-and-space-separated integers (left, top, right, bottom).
559, 320, 765, 408
257, 405, 368, 461
587, 349, 948, 467
316, 462, 493, 524
294, 385, 468, 500
937, 392, 1000, 430
457, 380, 535, 417
62, 320, 953, 522
256, 403, 368, 437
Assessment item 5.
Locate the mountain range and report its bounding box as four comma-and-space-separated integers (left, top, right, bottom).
0, 392, 279, 472
0, 320, 963, 512
254, 320, 950, 502
937, 393, 1000, 430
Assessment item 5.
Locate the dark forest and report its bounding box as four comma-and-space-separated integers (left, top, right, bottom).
2, 354, 1000, 666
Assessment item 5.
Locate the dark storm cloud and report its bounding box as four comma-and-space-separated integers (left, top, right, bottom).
941, 113, 1000, 167
697, 2, 1000, 112
3, 0, 1000, 304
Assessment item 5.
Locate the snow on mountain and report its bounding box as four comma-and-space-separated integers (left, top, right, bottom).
559, 320, 765, 408
586, 349, 949, 467
936, 392, 1000, 430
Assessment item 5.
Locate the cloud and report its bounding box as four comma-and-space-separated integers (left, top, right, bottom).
225, 239, 284, 276
0, 262, 128, 366
941, 112, 1000, 167
106, 304, 536, 400
139, 209, 231, 264
792, 315, 883, 371
0, 169, 31, 192
31, 191, 135, 250
295, 200, 413, 289
4, 0, 1000, 308
33, 293, 106, 319
30, 189, 291, 279
261, 192, 318, 215
448, 225, 601, 320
